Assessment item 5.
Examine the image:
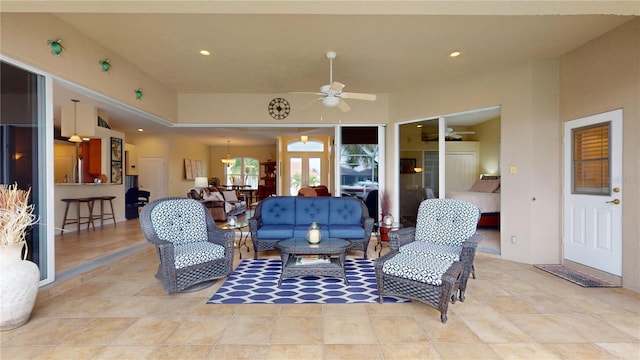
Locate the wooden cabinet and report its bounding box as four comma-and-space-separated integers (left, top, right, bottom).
257, 161, 276, 200
81, 139, 101, 183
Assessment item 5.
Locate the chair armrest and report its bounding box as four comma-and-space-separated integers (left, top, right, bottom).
363, 217, 374, 238
463, 233, 482, 249
207, 226, 236, 247
441, 261, 464, 286
388, 227, 417, 250
374, 249, 399, 268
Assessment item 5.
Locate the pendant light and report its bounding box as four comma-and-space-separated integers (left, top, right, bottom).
68, 99, 83, 143
220, 140, 235, 167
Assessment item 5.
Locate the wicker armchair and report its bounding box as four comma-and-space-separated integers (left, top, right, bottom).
388, 198, 481, 301
375, 251, 463, 323
139, 197, 235, 294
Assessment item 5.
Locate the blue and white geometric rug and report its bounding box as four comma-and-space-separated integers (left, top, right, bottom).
207, 258, 409, 304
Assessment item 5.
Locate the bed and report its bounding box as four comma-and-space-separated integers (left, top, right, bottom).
446, 177, 501, 228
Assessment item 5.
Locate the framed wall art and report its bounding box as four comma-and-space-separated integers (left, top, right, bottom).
110, 137, 123, 184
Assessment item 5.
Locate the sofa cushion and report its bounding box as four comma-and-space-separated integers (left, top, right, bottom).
150, 199, 207, 245
328, 225, 365, 239
312, 185, 331, 196
414, 199, 479, 246
174, 242, 225, 269
189, 189, 203, 200
328, 197, 363, 225
206, 191, 224, 201
257, 225, 294, 239
260, 197, 296, 225
294, 197, 330, 225
222, 190, 238, 202
399, 241, 462, 262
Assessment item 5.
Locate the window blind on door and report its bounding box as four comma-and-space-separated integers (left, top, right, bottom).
572, 123, 610, 195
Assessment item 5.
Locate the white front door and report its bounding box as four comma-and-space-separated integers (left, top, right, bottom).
138, 156, 166, 202
563, 109, 623, 276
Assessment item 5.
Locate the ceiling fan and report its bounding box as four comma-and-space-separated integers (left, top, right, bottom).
292, 51, 376, 112
423, 127, 476, 141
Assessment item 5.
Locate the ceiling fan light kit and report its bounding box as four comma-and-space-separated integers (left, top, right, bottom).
291, 51, 376, 112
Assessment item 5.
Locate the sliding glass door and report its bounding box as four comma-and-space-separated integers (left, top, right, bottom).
1, 60, 51, 284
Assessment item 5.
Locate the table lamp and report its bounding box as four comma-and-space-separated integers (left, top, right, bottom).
194, 177, 209, 196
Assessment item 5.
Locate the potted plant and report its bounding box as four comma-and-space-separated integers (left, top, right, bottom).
379, 189, 393, 225
0, 183, 40, 331
379, 190, 394, 241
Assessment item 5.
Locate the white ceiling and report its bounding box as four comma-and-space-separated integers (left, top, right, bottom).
19, 1, 634, 146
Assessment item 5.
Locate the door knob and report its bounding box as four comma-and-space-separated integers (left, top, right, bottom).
606, 199, 620, 205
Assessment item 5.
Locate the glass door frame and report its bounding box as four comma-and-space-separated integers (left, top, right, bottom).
334, 124, 386, 199
2, 56, 56, 286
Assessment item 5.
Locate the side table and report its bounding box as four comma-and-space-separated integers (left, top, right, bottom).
375, 222, 403, 256
218, 221, 250, 258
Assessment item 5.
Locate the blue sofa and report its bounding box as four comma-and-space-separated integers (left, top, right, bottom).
248, 196, 375, 259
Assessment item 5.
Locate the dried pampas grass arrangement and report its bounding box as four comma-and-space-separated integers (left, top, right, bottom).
0, 183, 38, 246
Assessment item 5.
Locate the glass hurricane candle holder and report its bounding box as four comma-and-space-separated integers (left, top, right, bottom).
306, 221, 321, 244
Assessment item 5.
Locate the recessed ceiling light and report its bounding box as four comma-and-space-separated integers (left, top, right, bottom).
416, 124, 423, 128
200, 50, 210, 56
137, 128, 144, 132
449, 51, 461, 58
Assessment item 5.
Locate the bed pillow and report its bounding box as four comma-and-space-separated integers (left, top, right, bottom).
222, 190, 239, 202
469, 179, 500, 193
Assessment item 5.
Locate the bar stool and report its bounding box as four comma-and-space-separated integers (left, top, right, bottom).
60, 198, 95, 235
91, 196, 116, 227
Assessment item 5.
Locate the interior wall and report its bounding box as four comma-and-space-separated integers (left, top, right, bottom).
168, 135, 211, 196
390, 59, 560, 266
178, 93, 389, 124
473, 117, 501, 175
559, 18, 640, 292
0, 13, 178, 123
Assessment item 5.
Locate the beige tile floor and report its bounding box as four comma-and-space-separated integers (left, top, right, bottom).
2, 220, 639, 359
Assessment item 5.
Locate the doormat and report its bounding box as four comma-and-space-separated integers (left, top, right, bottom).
207, 258, 409, 304
533, 264, 619, 288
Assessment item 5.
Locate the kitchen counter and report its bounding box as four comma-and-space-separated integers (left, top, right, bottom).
54, 183, 125, 233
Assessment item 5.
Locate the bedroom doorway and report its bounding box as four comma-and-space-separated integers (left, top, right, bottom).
398, 106, 501, 254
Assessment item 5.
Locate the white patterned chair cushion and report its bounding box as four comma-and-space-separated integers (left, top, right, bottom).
150, 199, 208, 245
174, 242, 226, 269
382, 252, 455, 286
399, 241, 462, 263
414, 199, 480, 246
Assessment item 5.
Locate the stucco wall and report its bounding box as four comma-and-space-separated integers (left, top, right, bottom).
390, 59, 562, 266
1, 13, 178, 123
559, 18, 640, 292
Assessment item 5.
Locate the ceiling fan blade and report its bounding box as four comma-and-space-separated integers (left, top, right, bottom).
290, 91, 325, 96
303, 98, 322, 109
338, 99, 351, 112
330, 81, 345, 94
340, 92, 377, 101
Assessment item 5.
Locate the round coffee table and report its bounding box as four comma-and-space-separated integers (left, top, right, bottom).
274, 238, 351, 286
